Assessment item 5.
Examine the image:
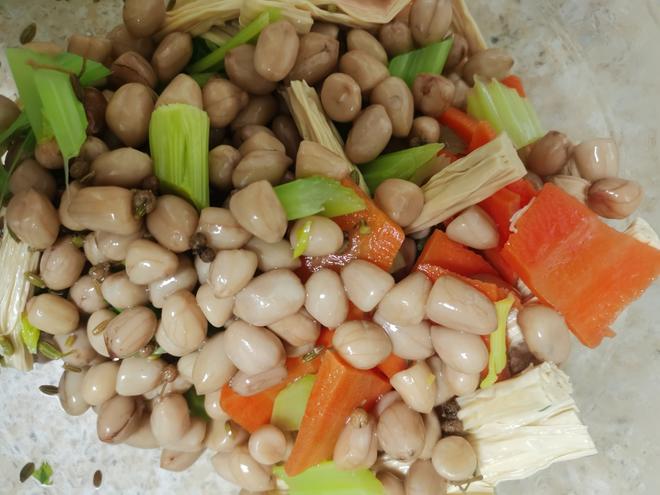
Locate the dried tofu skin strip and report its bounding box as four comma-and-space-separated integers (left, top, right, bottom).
451, 0, 488, 53
284, 80, 346, 157
284, 81, 369, 191
328, 0, 411, 24
406, 133, 526, 233
240, 0, 314, 33
158, 0, 242, 38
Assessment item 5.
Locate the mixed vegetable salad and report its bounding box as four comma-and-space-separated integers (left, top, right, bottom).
1, 0, 659, 493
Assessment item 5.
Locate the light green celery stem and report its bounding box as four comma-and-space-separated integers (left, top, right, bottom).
188, 9, 280, 73
292, 220, 313, 259
389, 38, 454, 87
34, 69, 88, 178
149, 104, 210, 210
274, 462, 384, 495
0, 132, 36, 206
488, 79, 525, 145
359, 143, 443, 191
6, 48, 110, 140
481, 294, 515, 389
20, 313, 40, 355
274, 176, 366, 221
467, 79, 545, 149
271, 374, 316, 431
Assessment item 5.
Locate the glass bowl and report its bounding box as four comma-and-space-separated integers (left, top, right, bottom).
0, 1, 658, 493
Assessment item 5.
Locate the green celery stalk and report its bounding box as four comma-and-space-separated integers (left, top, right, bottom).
467, 78, 545, 149
480, 294, 515, 389
34, 69, 88, 171
292, 219, 313, 259
271, 374, 316, 431
274, 177, 366, 220
6, 48, 110, 140
389, 38, 454, 87
149, 103, 210, 210
188, 8, 281, 73
359, 143, 443, 190
274, 462, 384, 495
20, 313, 40, 354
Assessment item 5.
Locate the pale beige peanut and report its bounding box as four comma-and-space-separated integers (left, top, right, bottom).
58, 369, 90, 416
245, 238, 301, 272
254, 20, 300, 82
148, 255, 197, 308
376, 401, 425, 461
208, 249, 258, 298
304, 269, 349, 329
125, 239, 179, 285
101, 271, 149, 309
333, 320, 392, 370
224, 320, 285, 375
518, 304, 572, 364
248, 425, 289, 465
234, 269, 305, 327
267, 310, 321, 347
375, 272, 431, 326
446, 205, 499, 250
97, 395, 143, 444
341, 259, 395, 312
431, 436, 477, 482
104, 306, 158, 358
26, 294, 79, 336
229, 180, 288, 243
230, 365, 288, 397
192, 332, 237, 394
295, 140, 352, 180
92, 148, 153, 188
116, 357, 166, 396
39, 236, 86, 291
68, 186, 142, 235
82, 361, 120, 406
196, 284, 234, 328
430, 326, 489, 375
333, 409, 378, 471
426, 275, 497, 335
390, 361, 436, 414
150, 393, 191, 446
6, 189, 60, 249
146, 195, 199, 253
158, 290, 207, 356
289, 216, 344, 257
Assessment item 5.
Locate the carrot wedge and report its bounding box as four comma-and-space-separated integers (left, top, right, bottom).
416, 229, 498, 277
221, 357, 321, 433
377, 354, 409, 378
285, 351, 391, 476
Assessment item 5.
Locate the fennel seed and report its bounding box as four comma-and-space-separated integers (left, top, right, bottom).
39, 385, 59, 396
19, 462, 35, 483
161, 364, 178, 383
63, 363, 82, 373
224, 421, 233, 435
92, 319, 110, 336
133, 190, 157, 218
302, 345, 325, 363
64, 334, 77, 348
38, 341, 63, 360
0, 336, 15, 357
19, 23, 36, 45
24, 272, 46, 289
93, 469, 102, 488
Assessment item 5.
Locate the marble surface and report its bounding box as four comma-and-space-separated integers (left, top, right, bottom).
1, 0, 659, 494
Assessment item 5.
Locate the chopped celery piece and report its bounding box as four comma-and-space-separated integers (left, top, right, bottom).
274, 177, 366, 221
389, 38, 453, 87
274, 462, 384, 495
32, 461, 54, 486
271, 374, 316, 431
292, 219, 313, 259
35, 69, 88, 169
149, 103, 210, 210
481, 294, 515, 389
467, 78, 544, 149
20, 313, 40, 355
185, 388, 211, 421
6, 48, 109, 140
188, 9, 280, 73
0, 131, 35, 208
359, 143, 443, 190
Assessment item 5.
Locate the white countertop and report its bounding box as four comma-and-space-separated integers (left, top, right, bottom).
1, 1, 658, 494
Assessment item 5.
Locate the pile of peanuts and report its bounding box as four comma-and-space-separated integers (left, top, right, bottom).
0, 0, 632, 492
